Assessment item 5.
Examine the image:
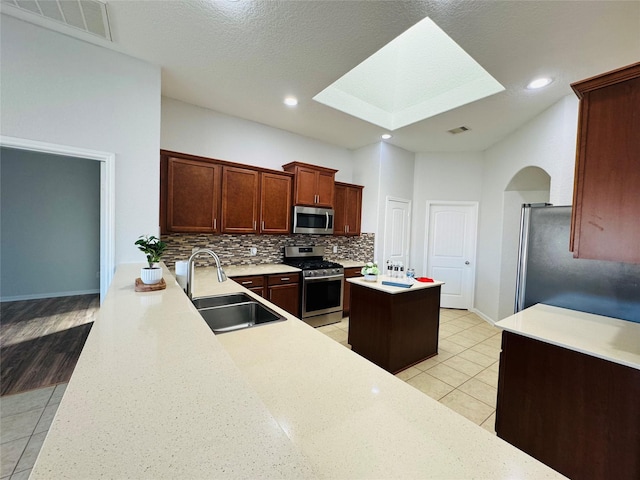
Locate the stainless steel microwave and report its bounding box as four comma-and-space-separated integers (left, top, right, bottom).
292, 206, 334, 234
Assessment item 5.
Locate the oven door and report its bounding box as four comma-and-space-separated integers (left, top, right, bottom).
302, 274, 344, 318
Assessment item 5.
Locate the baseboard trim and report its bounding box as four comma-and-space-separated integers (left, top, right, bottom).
469, 307, 496, 326
0, 289, 100, 302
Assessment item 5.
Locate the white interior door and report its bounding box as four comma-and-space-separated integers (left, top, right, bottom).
425, 202, 478, 309
383, 197, 411, 272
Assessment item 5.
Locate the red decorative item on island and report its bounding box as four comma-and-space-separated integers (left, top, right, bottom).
415, 277, 434, 283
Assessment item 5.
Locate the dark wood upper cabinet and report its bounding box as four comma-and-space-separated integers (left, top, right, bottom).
221, 166, 260, 234
260, 172, 292, 234
334, 182, 363, 236
163, 157, 220, 233
570, 62, 640, 263
282, 161, 337, 208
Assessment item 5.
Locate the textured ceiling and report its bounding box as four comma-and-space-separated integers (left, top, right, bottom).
5, 0, 639, 152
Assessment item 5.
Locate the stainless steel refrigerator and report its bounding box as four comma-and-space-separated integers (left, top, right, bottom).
515, 204, 640, 323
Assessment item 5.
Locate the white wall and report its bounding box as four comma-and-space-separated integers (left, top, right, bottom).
0, 15, 161, 266
352, 143, 382, 235
161, 98, 354, 182
475, 95, 579, 321
351, 142, 415, 263
1, 149, 100, 300
410, 152, 484, 277
377, 143, 415, 265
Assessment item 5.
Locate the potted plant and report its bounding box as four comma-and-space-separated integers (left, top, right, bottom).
135, 235, 167, 285
361, 261, 380, 282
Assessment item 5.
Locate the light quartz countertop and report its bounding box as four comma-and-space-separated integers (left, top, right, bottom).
496, 303, 640, 370
31, 264, 564, 479
348, 275, 445, 294
338, 259, 367, 268
206, 263, 300, 277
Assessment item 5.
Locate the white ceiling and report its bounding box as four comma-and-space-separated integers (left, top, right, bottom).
6, 0, 640, 153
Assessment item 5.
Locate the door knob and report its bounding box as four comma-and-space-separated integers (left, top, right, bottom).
465, 261, 470, 265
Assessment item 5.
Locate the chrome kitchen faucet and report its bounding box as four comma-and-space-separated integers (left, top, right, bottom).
186, 248, 227, 299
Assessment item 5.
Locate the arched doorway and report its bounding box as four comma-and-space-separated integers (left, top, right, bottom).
497, 166, 550, 319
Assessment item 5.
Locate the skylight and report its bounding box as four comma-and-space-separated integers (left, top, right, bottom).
313, 17, 505, 131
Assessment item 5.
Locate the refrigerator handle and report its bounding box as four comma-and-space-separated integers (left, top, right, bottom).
514, 204, 531, 313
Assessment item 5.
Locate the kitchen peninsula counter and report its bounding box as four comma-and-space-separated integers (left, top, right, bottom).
495, 304, 640, 479
31, 264, 563, 479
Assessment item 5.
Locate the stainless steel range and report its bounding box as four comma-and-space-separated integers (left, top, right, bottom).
284, 246, 344, 327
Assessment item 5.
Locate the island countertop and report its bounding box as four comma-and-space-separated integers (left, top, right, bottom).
31, 264, 563, 479
496, 303, 640, 370
348, 275, 445, 294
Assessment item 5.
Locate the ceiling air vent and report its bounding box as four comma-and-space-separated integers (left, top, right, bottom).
447, 126, 471, 135
1, 0, 112, 41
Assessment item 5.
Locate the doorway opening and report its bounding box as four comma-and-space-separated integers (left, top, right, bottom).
0, 136, 114, 302
497, 166, 550, 319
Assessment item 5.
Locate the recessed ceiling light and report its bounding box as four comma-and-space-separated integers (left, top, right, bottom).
284, 96, 298, 107
527, 77, 553, 90
381, 134, 392, 140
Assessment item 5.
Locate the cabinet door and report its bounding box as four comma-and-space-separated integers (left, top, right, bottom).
293, 166, 319, 206
316, 171, 335, 207
166, 158, 220, 233
333, 183, 347, 236
260, 173, 291, 234
221, 166, 259, 233
571, 70, 640, 263
268, 283, 300, 317
343, 267, 362, 316
344, 186, 362, 236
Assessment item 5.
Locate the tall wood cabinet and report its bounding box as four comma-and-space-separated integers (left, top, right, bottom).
570, 62, 640, 263
334, 182, 363, 236
282, 162, 336, 208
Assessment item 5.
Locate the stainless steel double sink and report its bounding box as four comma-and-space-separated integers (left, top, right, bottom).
192, 292, 285, 334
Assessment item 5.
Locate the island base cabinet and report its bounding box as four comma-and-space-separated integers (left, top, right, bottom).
348, 284, 440, 373
496, 331, 640, 480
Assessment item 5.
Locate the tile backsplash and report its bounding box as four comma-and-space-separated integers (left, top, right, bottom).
162, 233, 375, 268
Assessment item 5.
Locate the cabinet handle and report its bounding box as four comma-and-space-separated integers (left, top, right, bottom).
280, 277, 290, 281
261, 221, 265, 231
254, 220, 257, 230
241, 281, 253, 285
347, 225, 350, 233
213, 218, 216, 230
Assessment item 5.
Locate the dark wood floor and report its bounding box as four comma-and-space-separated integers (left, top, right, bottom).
0, 294, 98, 396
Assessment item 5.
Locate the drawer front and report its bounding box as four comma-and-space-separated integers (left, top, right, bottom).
267, 273, 300, 286
344, 267, 362, 278
231, 275, 265, 288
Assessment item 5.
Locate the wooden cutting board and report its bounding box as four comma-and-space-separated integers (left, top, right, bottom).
134, 277, 167, 292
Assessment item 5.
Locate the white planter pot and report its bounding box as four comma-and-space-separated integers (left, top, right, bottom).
363, 274, 378, 282
140, 267, 163, 285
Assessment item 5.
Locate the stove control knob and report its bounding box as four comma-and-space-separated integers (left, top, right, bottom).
323, 270, 327, 276
306, 271, 313, 277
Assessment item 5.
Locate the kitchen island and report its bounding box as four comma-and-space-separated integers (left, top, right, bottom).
347, 276, 444, 373
30, 264, 563, 479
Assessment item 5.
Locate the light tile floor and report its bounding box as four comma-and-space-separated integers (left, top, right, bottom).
0, 383, 67, 479
317, 309, 501, 433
